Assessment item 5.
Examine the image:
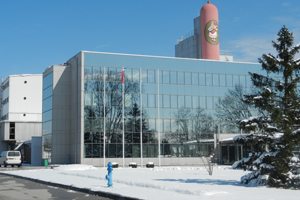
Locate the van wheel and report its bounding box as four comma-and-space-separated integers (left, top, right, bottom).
4, 162, 7, 167
11, 165, 14, 167
18, 164, 21, 168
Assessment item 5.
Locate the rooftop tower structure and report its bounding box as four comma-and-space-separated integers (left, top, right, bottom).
200, 1, 219, 60
175, 1, 233, 61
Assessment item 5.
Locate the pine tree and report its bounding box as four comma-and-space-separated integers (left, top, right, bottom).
233, 26, 300, 188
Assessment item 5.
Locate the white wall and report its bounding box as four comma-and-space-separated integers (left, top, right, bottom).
8, 75, 42, 122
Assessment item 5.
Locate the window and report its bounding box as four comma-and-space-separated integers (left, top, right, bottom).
213, 74, 219, 86
185, 72, 191, 85
163, 71, 170, 84
199, 73, 205, 85
171, 96, 177, 108
170, 71, 177, 84
178, 72, 184, 85
10, 122, 15, 140
192, 73, 198, 85
206, 74, 212, 86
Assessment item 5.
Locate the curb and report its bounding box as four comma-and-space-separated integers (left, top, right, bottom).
0, 172, 140, 200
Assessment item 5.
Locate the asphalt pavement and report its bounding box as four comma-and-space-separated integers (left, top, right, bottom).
0, 165, 140, 200
0, 174, 111, 200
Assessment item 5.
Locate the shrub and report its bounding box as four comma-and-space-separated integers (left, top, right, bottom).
112, 162, 118, 168
129, 162, 137, 168
146, 162, 154, 168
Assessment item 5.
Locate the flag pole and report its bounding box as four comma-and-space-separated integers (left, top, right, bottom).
122, 67, 125, 168
140, 68, 143, 168
157, 69, 161, 167
103, 67, 106, 167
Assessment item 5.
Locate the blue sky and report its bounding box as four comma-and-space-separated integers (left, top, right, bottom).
1, 0, 300, 80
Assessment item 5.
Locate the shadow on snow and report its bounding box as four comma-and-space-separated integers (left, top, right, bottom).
155, 178, 256, 187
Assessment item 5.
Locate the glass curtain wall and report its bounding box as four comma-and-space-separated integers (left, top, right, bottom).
42, 73, 53, 161
83, 52, 261, 159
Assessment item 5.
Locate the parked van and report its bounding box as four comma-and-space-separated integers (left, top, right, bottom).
0, 151, 22, 167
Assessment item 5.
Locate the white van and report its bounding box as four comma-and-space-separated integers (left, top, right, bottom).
0, 151, 22, 167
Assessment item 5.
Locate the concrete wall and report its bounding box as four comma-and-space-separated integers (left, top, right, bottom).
67, 52, 83, 164
15, 122, 42, 142
175, 35, 198, 59
82, 157, 210, 167
51, 65, 72, 164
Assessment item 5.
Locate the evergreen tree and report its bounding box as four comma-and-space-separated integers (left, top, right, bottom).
233, 26, 300, 188
125, 103, 155, 144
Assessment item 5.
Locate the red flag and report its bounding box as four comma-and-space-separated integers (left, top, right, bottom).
120, 71, 124, 83
120, 68, 126, 83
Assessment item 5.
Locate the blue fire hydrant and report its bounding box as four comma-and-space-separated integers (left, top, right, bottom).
105, 162, 113, 187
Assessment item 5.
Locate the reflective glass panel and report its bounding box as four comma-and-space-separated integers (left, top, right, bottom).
239, 76, 246, 87
233, 75, 239, 86
192, 73, 198, 85
199, 73, 205, 85
192, 96, 199, 108
84, 66, 93, 80
163, 95, 170, 108
213, 74, 219, 86
178, 72, 184, 85
178, 96, 184, 108
163, 71, 170, 84
148, 94, 156, 107
185, 72, 191, 85
206, 74, 212, 86
93, 67, 101, 80
148, 70, 155, 83
200, 97, 206, 109
142, 94, 148, 107
43, 73, 53, 90
220, 74, 225, 86
43, 97, 52, 112
171, 95, 177, 108
43, 87, 52, 100
142, 70, 147, 83
170, 71, 177, 84
207, 97, 213, 109
132, 69, 139, 82
185, 96, 191, 108
226, 75, 233, 87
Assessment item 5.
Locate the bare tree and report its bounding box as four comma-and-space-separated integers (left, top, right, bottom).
215, 84, 255, 133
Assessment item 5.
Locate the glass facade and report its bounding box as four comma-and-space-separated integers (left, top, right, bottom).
83, 52, 263, 159
42, 72, 53, 160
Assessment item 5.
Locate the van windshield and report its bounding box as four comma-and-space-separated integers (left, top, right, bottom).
8, 152, 20, 157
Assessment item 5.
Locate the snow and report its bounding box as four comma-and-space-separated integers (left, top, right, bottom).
1, 164, 299, 200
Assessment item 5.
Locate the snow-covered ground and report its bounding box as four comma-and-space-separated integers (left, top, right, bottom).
1, 165, 299, 200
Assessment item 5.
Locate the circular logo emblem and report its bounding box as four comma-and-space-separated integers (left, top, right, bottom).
204, 20, 219, 45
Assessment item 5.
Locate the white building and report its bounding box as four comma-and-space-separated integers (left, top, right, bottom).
0, 74, 43, 153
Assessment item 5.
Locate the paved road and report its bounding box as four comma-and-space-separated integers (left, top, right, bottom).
0, 174, 111, 200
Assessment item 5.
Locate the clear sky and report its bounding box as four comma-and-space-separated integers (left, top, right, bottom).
1, 0, 300, 80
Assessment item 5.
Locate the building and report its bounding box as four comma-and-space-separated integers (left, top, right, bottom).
41, 1, 267, 166
175, 1, 233, 62
42, 51, 262, 166
0, 74, 43, 158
